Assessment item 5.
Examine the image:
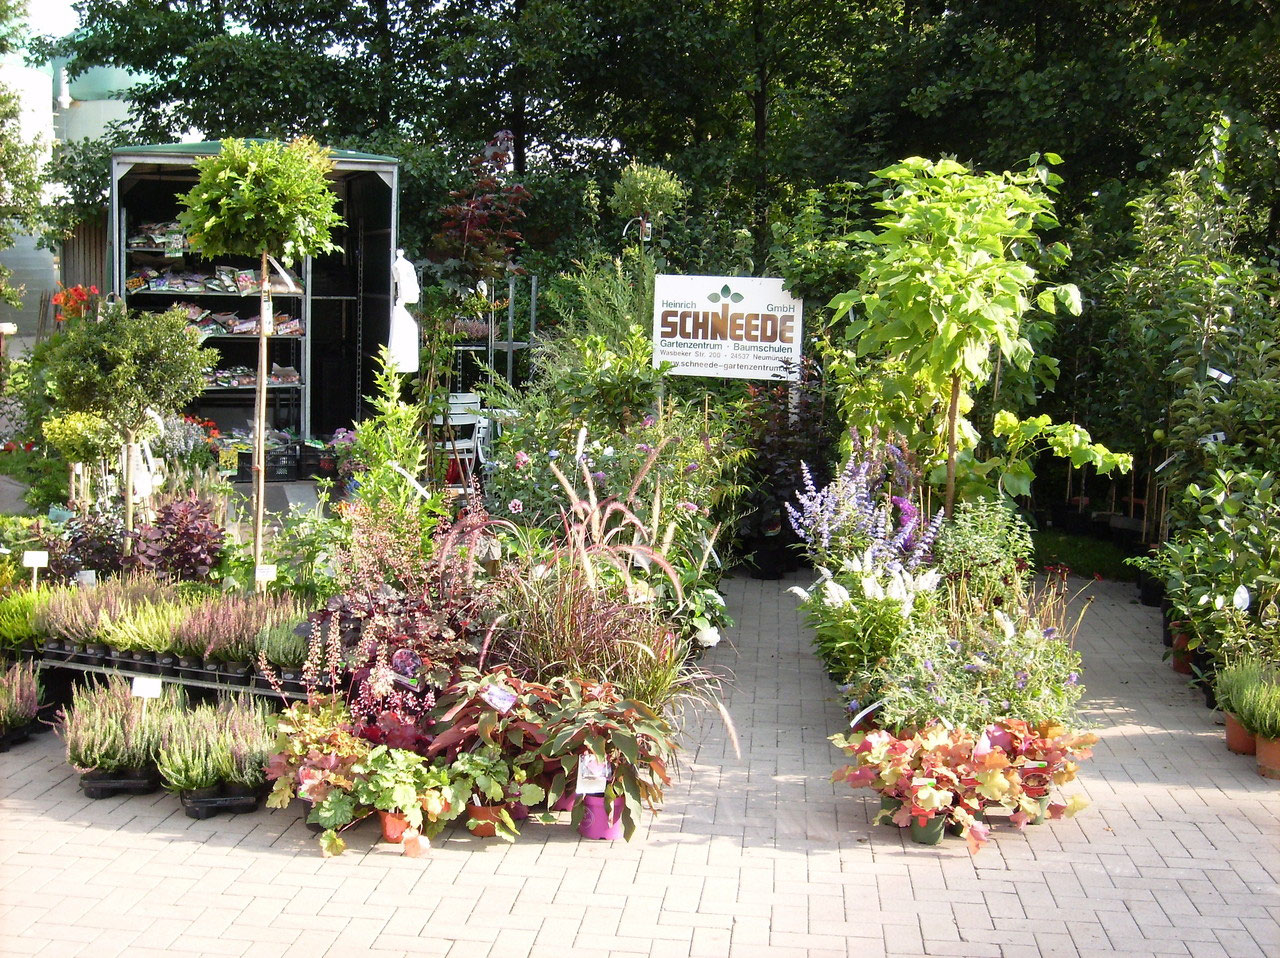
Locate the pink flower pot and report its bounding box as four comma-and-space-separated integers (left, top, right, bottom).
552, 790, 578, 812
578, 795, 624, 841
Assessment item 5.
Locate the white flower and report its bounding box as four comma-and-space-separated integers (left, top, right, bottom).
994, 609, 1016, 638
861, 576, 885, 601
915, 570, 942, 592
704, 589, 726, 608
695, 625, 722, 648
822, 579, 852, 607
885, 570, 907, 603
628, 581, 656, 604
787, 585, 811, 601
603, 445, 615, 458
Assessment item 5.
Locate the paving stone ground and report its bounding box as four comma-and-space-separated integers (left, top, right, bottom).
2, 574, 1278, 958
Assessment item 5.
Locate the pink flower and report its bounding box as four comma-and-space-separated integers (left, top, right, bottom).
507, 499, 524, 514
514, 451, 531, 468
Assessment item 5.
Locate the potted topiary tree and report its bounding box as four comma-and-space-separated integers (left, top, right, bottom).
43, 304, 215, 542
177, 138, 343, 576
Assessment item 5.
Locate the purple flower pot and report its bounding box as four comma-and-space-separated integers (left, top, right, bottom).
552, 790, 578, 812
577, 795, 624, 841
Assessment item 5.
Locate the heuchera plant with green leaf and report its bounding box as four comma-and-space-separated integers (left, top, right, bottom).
448, 746, 544, 843
351, 745, 462, 837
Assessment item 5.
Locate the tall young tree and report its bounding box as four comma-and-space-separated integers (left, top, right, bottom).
0, 0, 44, 307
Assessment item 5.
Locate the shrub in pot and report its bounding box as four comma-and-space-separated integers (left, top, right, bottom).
1216, 659, 1267, 755
352, 745, 461, 845
540, 677, 676, 842
1236, 672, 1280, 779
59, 676, 183, 787
157, 706, 227, 797
449, 746, 543, 842
265, 695, 372, 856
0, 660, 41, 747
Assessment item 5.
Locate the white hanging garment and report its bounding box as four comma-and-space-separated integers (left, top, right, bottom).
389, 250, 420, 372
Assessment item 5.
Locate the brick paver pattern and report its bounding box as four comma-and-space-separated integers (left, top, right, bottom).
2, 575, 1278, 957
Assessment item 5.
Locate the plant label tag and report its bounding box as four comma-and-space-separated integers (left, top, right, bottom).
255, 564, 278, 583
1023, 760, 1048, 769
1197, 432, 1227, 446
131, 677, 163, 699
575, 754, 610, 795
1207, 367, 1233, 384
1154, 454, 1178, 473
480, 685, 517, 713
22, 550, 48, 569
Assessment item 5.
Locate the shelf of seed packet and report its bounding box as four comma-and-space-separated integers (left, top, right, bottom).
122, 225, 312, 437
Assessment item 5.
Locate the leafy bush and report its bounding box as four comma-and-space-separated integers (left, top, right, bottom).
1236, 672, 1280, 740
130, 494, 225, 581
934, 498, 1034, 601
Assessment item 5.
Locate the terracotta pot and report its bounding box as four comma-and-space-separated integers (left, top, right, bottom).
378, 810, 411, 843
1170, 633, 1194, 675
1256, 736, 1280, 780
466, 805, 505, 838
1224, 712, 1257, 756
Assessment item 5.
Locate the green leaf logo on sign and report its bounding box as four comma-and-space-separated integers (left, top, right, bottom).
707, 284, 744, 304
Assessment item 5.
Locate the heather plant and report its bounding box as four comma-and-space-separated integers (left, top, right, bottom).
175, 593, 301, 662
0, 588, 49, 656
219, 696, 275, 787
254, 621, 309, 669
0, 660, 40, 732
157, 706, 226, 791
60, 675, 185, 772
100, 598, 191, 653
36, 575, 183, 646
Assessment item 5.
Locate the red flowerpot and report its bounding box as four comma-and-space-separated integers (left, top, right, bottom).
1170, 633, 1194, 675
1224, 712, 1257, 756
466, 805, 505, 838
378, 810, 410, 844
1256, 736, 1280, 780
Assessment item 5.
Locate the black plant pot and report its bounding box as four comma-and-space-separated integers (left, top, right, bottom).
130, 650, 156, 675
220, 661, 252, 687
155, 652, 179, 678
177, 655, 203, 680
1139, 576, 1164, 607
40, 637, 62, 661
181, 784, 225, 819
82, 643, 108, 667
68, 642, 89, 664
201, 660, 223, 680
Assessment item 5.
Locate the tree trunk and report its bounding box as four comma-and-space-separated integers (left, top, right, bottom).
253, 250, 271, 589
751, 0, 769, 270
122, 429, 136, 553
944, 373, 961, 518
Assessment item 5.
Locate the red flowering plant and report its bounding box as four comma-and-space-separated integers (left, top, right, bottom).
51, 283, 100, 323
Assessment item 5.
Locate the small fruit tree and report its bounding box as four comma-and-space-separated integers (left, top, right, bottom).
44, 304, 216, 539
177, 137, 343, 572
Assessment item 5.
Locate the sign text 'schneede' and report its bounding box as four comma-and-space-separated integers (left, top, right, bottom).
657, 302, 797, 344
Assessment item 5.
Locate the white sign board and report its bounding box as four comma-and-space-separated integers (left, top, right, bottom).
652, 275, 802, 381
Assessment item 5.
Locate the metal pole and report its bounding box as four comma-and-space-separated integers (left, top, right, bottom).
507, 276, 516, 381
529, 274, 538, 340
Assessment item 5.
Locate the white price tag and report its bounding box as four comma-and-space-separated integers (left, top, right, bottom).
575, 754, 610, 795
1207, 367, 1233, 384
255, 564, 278, 583
22, 550, 49, 569
131, 677, 163, 699
1197, 432, 1227, 446
479, 685, 517, 714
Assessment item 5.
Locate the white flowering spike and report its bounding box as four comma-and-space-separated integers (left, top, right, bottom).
994, 609, 1016, 638
861, 576, 885, 601
786, 585, 811, 601
822, 579, 852, 607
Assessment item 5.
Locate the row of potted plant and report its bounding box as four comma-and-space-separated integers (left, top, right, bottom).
4, 578, 310, 688
268, 666, 678, 856
1215, 658, 1280, 778
59, 675, 275, 813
